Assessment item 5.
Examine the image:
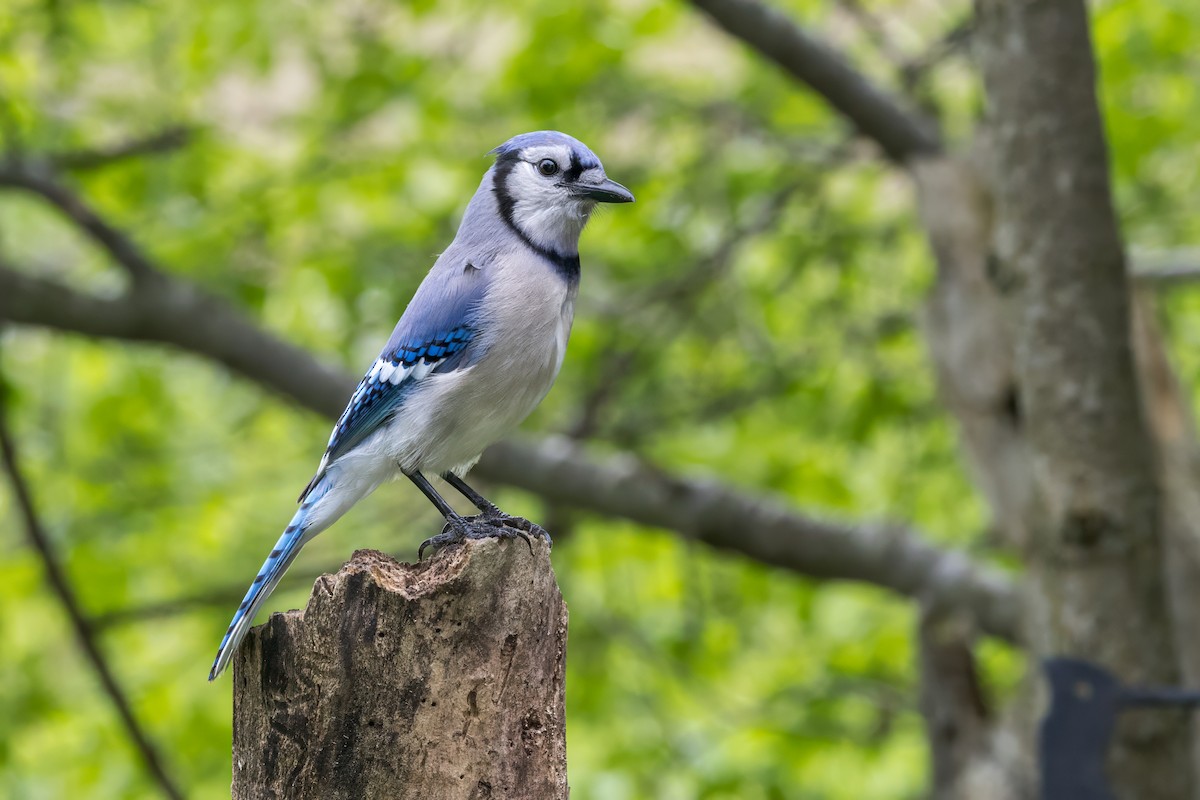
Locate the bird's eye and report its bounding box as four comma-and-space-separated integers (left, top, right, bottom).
537, 159, 559, 176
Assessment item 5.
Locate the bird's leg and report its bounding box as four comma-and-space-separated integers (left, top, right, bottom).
440, 470, 502, 516
406, 470, 479, 558
441, 471, 553, 549
408, 470, 538, 558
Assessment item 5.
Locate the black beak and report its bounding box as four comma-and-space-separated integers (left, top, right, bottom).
575, 178, 635, 204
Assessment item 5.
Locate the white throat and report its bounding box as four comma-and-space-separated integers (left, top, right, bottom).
502, 160, 593, 256
511, 197, 592, 255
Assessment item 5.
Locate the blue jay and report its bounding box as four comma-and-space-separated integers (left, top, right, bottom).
208, 131, 633, 680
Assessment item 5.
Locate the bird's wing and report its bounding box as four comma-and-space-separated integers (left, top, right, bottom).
299, 260, 489, 502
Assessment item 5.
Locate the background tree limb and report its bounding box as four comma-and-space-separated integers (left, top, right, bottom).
481, 436, 1020, 642
689, 0, 942, 162
0, 163, 159, 281
0, 255, 1020, 641
46, 126, 194, 172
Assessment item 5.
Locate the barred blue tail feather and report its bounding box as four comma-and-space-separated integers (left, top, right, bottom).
207, 475, 335, 680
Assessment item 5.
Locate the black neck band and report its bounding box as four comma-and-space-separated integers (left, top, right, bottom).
492, 153, 582, 284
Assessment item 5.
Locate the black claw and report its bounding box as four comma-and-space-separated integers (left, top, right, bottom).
418, 531, 456, 560
418, 516, 472, 560
417, 535, 439, 561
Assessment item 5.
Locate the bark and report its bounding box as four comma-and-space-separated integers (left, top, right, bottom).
231, 543, 568, 800
913, 152, 1036, 554
913, 143, 1047, 800
975, 0, 1193, 796
917, 151, 1200, 796
917, 604, 989, 799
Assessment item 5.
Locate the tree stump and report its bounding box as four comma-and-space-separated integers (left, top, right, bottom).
231, 539, 568, 799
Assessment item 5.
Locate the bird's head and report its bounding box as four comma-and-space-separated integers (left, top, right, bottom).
489, 131, 633, 258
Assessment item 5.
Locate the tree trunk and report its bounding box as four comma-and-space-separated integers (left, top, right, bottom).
973, 0, 1194, 796
230, 541, 569, 800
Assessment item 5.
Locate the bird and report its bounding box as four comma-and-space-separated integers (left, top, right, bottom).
207, 131, 633, 681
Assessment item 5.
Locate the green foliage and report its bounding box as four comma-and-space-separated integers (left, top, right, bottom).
0, 0, 1192, 796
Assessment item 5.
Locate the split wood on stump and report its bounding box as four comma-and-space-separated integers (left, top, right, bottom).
231, 539, 568, 799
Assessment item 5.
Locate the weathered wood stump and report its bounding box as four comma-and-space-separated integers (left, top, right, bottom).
231, 539, 568, 799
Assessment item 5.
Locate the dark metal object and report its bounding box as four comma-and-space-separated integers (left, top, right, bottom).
1040, 658, 1200, 799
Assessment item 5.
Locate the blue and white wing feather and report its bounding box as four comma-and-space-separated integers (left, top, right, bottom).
209, 258, 489, 681
300, 264, 488, 500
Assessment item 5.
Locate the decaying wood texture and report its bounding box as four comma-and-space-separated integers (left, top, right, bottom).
231, 540, 568, 800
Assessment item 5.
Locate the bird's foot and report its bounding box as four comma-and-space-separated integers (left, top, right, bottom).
420, 513, 554, 556
418, 513, 551, 559
481, 510, 553, 549
418, 515, 477, 560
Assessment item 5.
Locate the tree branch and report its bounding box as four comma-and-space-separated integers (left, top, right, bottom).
90, 567, 332, 631
1131, 248, 1200, 288
0, 265, 353, 416
917, 604, 990, 799
47, 126, 194, 172
689, 0, 943, 162
899, 20, 972, 93
0, 162, 159, 281
0, 262, 1020, 641
0, 132, 1019, 641
480, 436, 1021, 642
0, 388, 185, 800
837, 0, 910, 67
